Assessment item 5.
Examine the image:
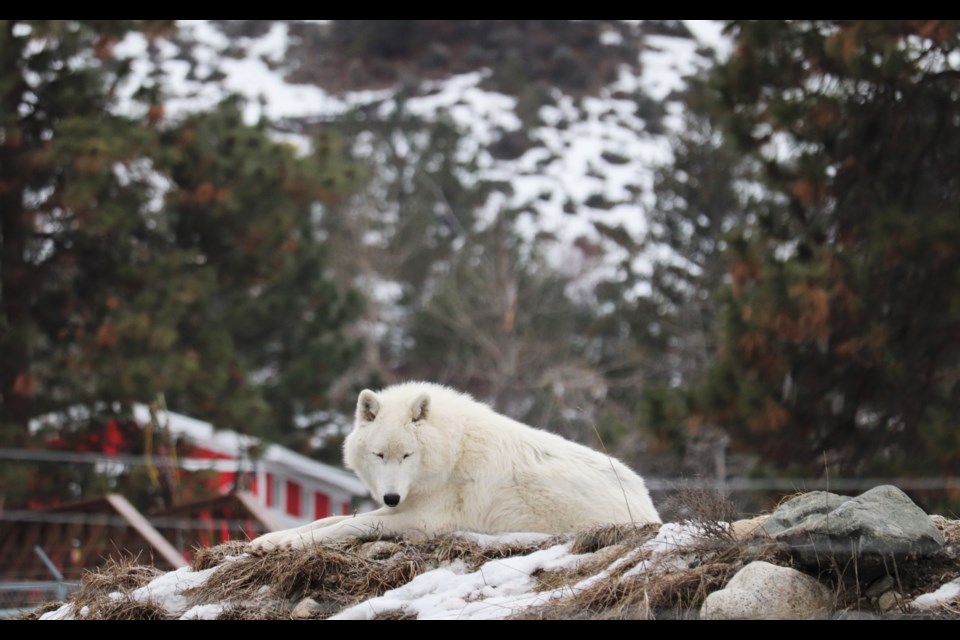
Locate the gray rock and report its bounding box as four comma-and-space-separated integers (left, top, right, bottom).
762, 485, 944, 581
761, 491, 849, 536
864, 575, 895, 598
730, 515, 770, 541
360, 540, 404, 560
290, 597, 325, 619
877, 590, 904, 612
700, 561, 833, 620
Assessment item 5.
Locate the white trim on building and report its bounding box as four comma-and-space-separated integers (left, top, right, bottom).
131, 404, 368, 526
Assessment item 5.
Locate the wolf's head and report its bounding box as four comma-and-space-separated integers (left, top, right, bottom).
342, 387, 435, 509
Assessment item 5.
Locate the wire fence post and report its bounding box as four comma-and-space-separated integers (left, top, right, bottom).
33, 546, 67, 600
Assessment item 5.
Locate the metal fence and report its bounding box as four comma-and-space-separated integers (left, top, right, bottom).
0, 546, 78, 619
0, 581, 77, 619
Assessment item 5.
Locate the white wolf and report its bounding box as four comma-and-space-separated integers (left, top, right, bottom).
250, 382, 660, 552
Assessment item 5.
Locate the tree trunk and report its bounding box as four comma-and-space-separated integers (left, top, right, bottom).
0, 22, 32, 442
0, 169, 31, 442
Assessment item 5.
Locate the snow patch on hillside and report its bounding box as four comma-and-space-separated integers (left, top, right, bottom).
110, 20, 730, 301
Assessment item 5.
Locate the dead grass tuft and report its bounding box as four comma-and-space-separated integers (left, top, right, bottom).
932, 515, 960, 546
572, 523, 660, 554
186, 540, 427, 608
58, 555, 168, 618
416, 533, 561, 570
78, 556, 164, 595
192, 540, 249, 571
673, 485, 740, 543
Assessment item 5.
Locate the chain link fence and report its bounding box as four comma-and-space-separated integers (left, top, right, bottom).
0, 547, 78, 619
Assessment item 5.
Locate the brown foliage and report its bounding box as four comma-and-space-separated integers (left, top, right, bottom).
95, 321, 118, 348
747, 399, 790, 434
11, 372, 37, 396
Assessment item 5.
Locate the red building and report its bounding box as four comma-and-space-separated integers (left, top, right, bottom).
130, 405, 369, 528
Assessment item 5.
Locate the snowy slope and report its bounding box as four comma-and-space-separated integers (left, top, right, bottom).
111, 20, 731, 305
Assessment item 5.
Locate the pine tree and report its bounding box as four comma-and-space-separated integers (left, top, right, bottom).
0, 21, 365, 507
695, 21, 960, 506
1, 20, 174, 441
646, 82, 756, 386
323, 95, 613, 447
604, 81, 760, 479
408, 211, 603, 442
154, 101, 365, 439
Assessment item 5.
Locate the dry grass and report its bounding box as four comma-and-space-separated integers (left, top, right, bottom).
670, 485, 740, 543
192, 540, 249, 571
413, 532, 561, 570
184, 543, 424, 615
78, 556, 164, 594
571, 523, 660, 554
549, 561, 733, 620
187, 537, 482, 614
26, 554, 172, 620
185, 532, 563, 616
24, 532, 569, 620
932, 515, 960, 546
515, 520, 793, 620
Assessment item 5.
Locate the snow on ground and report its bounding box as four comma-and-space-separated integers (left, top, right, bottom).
332, 543, 587, 620
622, 521, 703, 577
912, 578, 960, 611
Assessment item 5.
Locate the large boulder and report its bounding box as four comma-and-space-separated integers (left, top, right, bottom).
761, 485, 944, 581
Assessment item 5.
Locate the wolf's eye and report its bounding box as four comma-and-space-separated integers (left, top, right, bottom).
374, 453, 384, 459
402, 453, 413, 460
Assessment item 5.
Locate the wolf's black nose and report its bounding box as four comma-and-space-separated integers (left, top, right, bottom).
384, 493, 400, 507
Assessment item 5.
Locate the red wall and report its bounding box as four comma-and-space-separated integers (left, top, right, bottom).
285, 481, 302, 517
265, 473, 274, 507
314, 492, 330, 519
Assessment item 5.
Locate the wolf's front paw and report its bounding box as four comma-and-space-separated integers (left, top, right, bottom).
248, 530, 299, 555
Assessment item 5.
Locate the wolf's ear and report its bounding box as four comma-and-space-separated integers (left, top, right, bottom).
358, 390, 380, 423
410, 393, 430, 422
